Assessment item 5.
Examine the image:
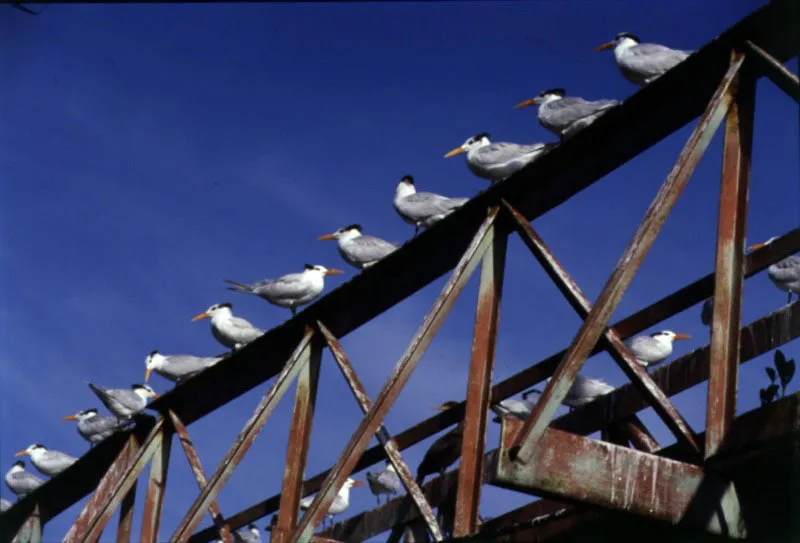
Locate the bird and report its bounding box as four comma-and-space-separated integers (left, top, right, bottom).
515, 88, 619, 141
525, 375, 615, 412
63, 408, 124, 446
224, 265, 344, 316
623, 330, 691, 368
416, 401, 464, 485
595, 33, 692, 87
299, 477, 363, 528
144, 350, 223, 384
701, 297, 714, 328
393, 175, 469, 236
88, 383, 158, 421
747, 237, 800, 304
490, 391, 538, 423
232, 524, 261, 543
366, 463, 401, 506
4, 461, 44, 498
319, 225, 399, 270
15, 444, 77, 477
0, 498, 11, 512
191, 303, 264, 350
444, 133, 556, 183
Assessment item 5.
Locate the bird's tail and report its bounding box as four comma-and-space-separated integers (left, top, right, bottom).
223, 279, 253, 293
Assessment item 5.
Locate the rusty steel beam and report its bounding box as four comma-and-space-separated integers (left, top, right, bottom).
11, 505, 42, 543
63, 418, 166, 543
706, 53, 756, 459
317, 321, 444, 542
288, 210, 498, 543
743, 40, 800, 103
140, 422, 173, 543
620, 416, 661, 454
497, 419, 745, 536
167, 410, 234, 543
274, 339, 322, 543
510, 54, 746, 464
116, 435, 140, 543
190, 249, 799, 543
455, 217, 507, 537
502, 200, 699, 453
170, 329, 315, 543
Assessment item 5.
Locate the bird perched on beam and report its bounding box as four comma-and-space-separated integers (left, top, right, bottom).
393, 175, 469, 237
515, 88, 619, 141
192, 302, 263, 350
319, 224, 398, 270
63, 408, 125, 446
623, 330, 691, 368
299, 477, 363, 528
595, 32, 692, 87
88, 383, 158, 421
444, 133, 555, 183
4, 461, 44, 498
366, 462, 401, 506
747, 236, 800, 304
525, 374, 615, 412
144, 350, 223, 384
416, 401, 464, 485
15, 444, 76, 477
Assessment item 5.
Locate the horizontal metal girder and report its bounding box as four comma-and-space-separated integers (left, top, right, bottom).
495, 418, 745, 537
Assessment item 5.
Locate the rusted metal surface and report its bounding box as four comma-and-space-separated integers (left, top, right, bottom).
510, 54, 745, 464
317, 321, 444, 541
319, 452, 499, 543
168, 410, 234, 542
170, 329, 315, 543
274, 339, 322, 543
10, 505, 42, 543
497, 419, 745, 536
140, 422, 173, 543
288, 210, 498, 543
455, 216, 507, 537
503, 200, 699, 454
116, 435, 140, 543
189, 243, 799, 543
707, 54, 755, 459
146, 0, 800, 432
620, 416, 661, 453
63, 418, 166, 543
743, 40, 800, 103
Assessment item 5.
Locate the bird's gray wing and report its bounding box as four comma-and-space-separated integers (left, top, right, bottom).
111, 389, 145, 410
474, 142, 550, 168
43, 451, 77, 471
546, 97, 619, 124
770, 255, 800, 282
407, 193, 467, 216
628, 43, 691, 79
350, 236, 398, 262
165, 355, 221, 376
227, 316, 264, 336
0, 498, 11, 511
255, 274, 312, 299
11, 472, 44, 493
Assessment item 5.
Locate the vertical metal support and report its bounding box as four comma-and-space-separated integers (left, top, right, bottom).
12, 505, 41, 543
140, 421, 173, 543
289, 210, 498, 543
454, 214, 507, 537
317, 321, 444, 542
167, 410, 234, 543
274, 339, 322, 543
510, 54, 745, 464
63, 419, 166, 543
116, 435, 140, 543
706, 51, 755, 459
171, 329, 315, 543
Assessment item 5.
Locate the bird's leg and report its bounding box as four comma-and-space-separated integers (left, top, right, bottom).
788, 292, 793, 305
413, 225, 420, 238
291, 306, 297, 317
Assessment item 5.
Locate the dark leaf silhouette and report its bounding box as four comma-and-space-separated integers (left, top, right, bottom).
760, 384, 779, 406
766, 366, 777, 383
774, 350, 796, 395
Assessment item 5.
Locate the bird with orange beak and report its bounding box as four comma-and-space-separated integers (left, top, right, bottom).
15, 444, 76, 477
515, 88, 619, 141
191, 302, 263, 351
319, 224, 398, 270
747, 236, 800, 304
444, 132, 555, 183
623, 330, 691, 368
224, 264, 343, 317
88, 383, 158, 421
145, 350, 223, 384
63, 408, 123, 446
595, 32, 692, 87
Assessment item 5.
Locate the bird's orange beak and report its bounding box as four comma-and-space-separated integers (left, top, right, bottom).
150, 392, 160, 399
63, 415, 78, 421
351, 479, 364, 487
515, 98, 537, 109
145, 368, 153, 382
747, 241, 767, 251
191, 312, 210, 322
432, 403, 451, 411
673, 333, 691, 340
444, 147, 466, 158
595, 41, 615, 52
324, 269, 344, 276
15, 450, 29, 457
318, 233, 337, 241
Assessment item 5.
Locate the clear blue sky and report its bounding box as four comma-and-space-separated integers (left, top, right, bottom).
2, 1, 798, 541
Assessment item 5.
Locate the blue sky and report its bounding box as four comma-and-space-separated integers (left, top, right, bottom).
1, 1, 798, 541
